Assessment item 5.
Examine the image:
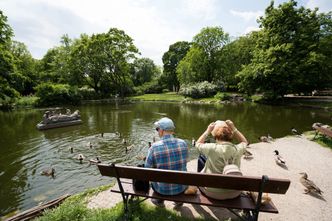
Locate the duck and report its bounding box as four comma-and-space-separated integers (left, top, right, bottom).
125, 144, 134, 153
89, 157, 101, 164
243, 149, 253, 159
76, 154, 85, 164
258, 136, 269, 143
299, 172, 323, 195
267, 134, 274, 142
274, 150, 286, 166
291, 127, 301, 135
41, 167, 55, 177
87, 142, 93, 148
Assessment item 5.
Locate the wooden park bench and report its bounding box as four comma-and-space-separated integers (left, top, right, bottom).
312, 123, 332, 140
98, 164, 290, 221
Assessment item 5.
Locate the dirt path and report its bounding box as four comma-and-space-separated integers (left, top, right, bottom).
88, 136, 332, 220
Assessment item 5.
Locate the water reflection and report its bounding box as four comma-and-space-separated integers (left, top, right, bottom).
0, 102, 331, 216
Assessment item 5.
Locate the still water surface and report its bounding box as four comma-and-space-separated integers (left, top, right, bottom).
0, 101, 331, 216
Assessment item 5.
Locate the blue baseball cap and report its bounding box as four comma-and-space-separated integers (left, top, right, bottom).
154, 117, 175, 131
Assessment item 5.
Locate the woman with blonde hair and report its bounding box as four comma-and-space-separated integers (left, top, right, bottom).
196, 120, 248, 200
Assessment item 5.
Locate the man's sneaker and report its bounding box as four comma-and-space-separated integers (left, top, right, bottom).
151, 198, 165, 207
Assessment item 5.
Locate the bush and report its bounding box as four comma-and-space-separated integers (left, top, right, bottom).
214, 92, 231, 101
134, 80, 163, 95
179, 81, 218, 98
35, 83, 81, 106
78, 87, 101, 100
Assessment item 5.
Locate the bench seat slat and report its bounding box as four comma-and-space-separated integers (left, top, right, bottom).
111, 181, 279, 213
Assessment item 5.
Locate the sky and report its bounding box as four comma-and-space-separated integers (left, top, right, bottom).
1, 0, 331, 65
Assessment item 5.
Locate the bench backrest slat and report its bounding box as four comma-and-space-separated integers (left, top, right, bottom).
98, 164, 290, 194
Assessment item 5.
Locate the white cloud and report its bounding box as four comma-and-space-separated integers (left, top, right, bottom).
230, 10, 263, 22
306, 0, 332, 13
244, 26, 260, 34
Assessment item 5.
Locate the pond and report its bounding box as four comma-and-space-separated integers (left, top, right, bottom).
0, 101, 331, 216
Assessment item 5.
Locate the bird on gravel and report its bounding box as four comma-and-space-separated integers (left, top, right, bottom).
267, 134, 274, 142
243, 149, 253, 159
291, 127, 302, 135
274, 150, 286, 166
299, 172, 323, 195
259, 136, 270, 143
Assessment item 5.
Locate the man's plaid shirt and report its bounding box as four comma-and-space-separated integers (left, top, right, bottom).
145, 134, 188, 195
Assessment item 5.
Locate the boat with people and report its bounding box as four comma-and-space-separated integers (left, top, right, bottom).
36, 109, 82, 130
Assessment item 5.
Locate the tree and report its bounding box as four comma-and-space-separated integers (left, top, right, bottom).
0, 10, 18, 100
218, 32, 258, 90
237, 0, 330, 98
162, 41, 191, 91
176, 46, 208, 84
130, 58, 158, 86
193, 26, 230, 82
70, 29, 139, 96
10, 41, 37, 95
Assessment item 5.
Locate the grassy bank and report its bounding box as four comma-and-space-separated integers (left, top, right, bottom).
131, 92, 186, 102
305, 131, 332, 150
32, 184, 207, 221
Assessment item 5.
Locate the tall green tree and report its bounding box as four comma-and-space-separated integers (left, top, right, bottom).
0, 10, 18, 99
130, 57, 158, 86
176, 26, 229, 86
162, 41, 191, 91
218, 32, 258, 90
10, 41, 37, 95
70, 28, 139, 96
237, 0, 331, 98
193, 26, 229, 82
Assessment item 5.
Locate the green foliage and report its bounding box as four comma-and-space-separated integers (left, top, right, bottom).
179, 81, 218, 98
162, 41, 191, 91
77, 87, 101, 100
237, 0, 332, 99
133, 79, 163, 95
218, 32, 258, 89
70, 29, 139, 97
214, 92, 231, 101
15, 95, 38, 107
130, 57, 159, 86
35, 83, 80, 106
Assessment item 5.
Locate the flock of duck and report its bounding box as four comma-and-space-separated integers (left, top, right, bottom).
255, 127, 323, 196
41, 127, 323, 196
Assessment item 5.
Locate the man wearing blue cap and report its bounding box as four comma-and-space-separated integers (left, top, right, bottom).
145, 117, 188, 207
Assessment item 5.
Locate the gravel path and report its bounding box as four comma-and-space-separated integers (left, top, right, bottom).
87, 136, 332, 220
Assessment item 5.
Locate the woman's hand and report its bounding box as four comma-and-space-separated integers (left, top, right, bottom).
225, 120, 235, 131
207, 122, 215, 133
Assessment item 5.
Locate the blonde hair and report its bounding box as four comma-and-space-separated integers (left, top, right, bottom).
214, 126, 233, 141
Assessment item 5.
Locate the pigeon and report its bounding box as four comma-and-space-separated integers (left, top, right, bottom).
299, 172, 323, 195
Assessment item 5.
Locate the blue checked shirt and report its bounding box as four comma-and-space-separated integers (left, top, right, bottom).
145, 134, 188, 195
